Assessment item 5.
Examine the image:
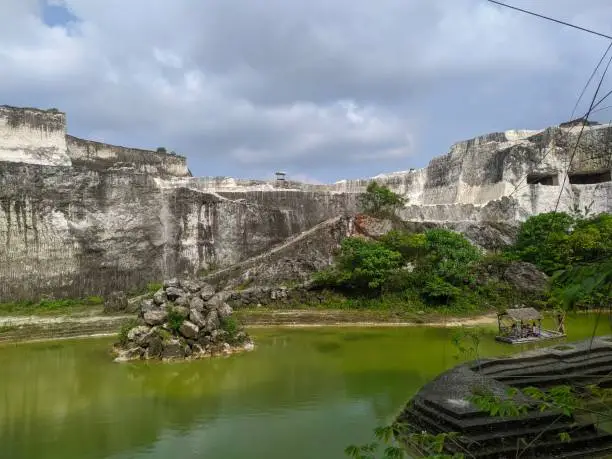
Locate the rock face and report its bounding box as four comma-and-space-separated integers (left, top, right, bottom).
113, 279, 253, 362
1, 105, 610, 301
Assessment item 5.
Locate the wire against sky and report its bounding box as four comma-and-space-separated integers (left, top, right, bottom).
487, 0, 612, 41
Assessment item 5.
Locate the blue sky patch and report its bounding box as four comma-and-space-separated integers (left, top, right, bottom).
41, 0, 78, 27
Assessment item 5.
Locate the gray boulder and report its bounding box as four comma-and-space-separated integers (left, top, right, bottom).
161, 339, 184, 359
165, 286, 184, 301
114, 347, 143, 362
127, 325, 151, 344
163, 278, 179, 288
180, 279, 201, 293
172, 306, 190, 319
503, 261, 549, 295
199, 283, 216, 300
153, 289, 167, 305
205, 309, 220, 332
104, 291, 128, 313
140, 299, 156, 313
189, 308, 207, 328
174, 295, 190, 306
143, 309, 168, 326
190, 297, 205, 312
217, 302, 233, 320
145, 335, 163, 358
179, 320, 199, 339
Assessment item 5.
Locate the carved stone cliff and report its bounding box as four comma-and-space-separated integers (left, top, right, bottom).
0, 105, 610, 301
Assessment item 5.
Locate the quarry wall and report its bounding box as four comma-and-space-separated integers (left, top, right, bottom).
0, 105, 610, 301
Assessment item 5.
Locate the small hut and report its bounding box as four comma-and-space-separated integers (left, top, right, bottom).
496, 307, 565, 344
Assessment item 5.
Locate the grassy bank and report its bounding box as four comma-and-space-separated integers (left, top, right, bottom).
0, 297, 106, 317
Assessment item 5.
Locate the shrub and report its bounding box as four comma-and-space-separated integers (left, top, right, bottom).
118, 319, 139, 346
508, 212, 574, 275
166, 308, 184, 334
359, 182, 406, 217
147, 282, 163, 293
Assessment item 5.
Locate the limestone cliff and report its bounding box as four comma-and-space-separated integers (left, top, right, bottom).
0, 105, 610, 301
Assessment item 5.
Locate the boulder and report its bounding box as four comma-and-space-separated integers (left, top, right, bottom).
145, 334, 163, 358
172, 306, 190, 319
153, 289, 167, 305
163, 278, 179, 288
127, 325, 151, 344
161, 339, 184, 359
189, 297, 205, 312
503, 261, 549, 295
217, 302, 233, 320
104, 291, 128, 313
179, 320, 199, 339
192, 343, 207, 356
165, 286, 184, 301
174, 295, 190, 306
189, 308, 207, 328
114, 347, 143, 362
180, 279, 201, 293
143, 309, 168, 326
199, 283, 216, 300
140, 299, 156, 313
205, 309, 220, 332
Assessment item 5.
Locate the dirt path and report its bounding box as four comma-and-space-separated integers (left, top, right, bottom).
236, 309, 498, 328
0, 309, 497, 344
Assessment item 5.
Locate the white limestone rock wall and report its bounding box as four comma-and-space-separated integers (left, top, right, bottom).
0, 106, 71, 167
333, 125, 611, 221
67, 135, 190, 178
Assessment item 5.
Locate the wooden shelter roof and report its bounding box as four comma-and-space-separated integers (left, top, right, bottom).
498, 307, 542, 321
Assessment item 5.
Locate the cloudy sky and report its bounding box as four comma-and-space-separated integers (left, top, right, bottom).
2, 0, 612, 182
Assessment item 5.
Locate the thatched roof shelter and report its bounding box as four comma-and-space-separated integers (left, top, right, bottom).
498, 307, 542, 322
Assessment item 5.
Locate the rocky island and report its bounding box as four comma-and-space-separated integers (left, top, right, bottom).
113, 279, 253, 362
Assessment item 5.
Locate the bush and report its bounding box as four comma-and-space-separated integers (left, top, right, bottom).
147, 282, 163, 293
508, 212, 574, 275
118, 319, 139, 346
359, 182, 406, 217
166, 308, 184, 333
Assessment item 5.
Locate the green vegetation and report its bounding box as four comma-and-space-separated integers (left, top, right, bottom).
506, 211, 612, 309
220, 316, 247, 344
117, 318, 139, 346
146, 282, 163, 293
359, 182, 406, 217
313, 227, 501, 313
0, 296, 105, 316
313, 209, 611, 314
166, 307, 184, 334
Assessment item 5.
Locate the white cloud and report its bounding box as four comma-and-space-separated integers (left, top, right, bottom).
1, 0, 611, 181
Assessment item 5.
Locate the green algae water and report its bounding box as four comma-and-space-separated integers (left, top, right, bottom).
0, 315, 609, 459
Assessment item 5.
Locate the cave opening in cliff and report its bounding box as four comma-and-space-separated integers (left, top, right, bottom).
526, 173, 559, 186
568, 170, 611, 185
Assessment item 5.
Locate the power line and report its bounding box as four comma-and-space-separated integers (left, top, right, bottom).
572, 42, 612, 120
553, 50, 612, 212
487, 0, 612, 40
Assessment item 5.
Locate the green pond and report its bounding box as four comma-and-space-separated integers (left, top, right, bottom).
1, 315, 610, 459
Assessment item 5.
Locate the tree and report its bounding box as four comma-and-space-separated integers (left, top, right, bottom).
313, 238, 403, 292
508, 212, 575, 275
359, 182, 406, 217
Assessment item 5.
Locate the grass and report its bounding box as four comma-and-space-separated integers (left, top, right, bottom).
0, 296, 105, 317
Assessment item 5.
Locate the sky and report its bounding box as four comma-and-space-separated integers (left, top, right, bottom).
1, 0, 612, 182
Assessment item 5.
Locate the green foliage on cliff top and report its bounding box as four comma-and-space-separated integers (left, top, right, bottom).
359, 182, 406, 217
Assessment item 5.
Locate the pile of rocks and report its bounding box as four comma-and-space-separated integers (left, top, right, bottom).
113, 279, 254, 362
